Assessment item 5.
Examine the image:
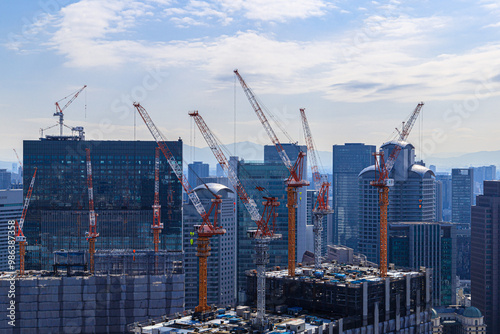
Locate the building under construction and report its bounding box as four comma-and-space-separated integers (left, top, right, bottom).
245, 263, 432, 333
0, 249, 184, 334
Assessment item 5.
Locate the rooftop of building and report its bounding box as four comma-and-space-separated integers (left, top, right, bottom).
433, 306, 483, 319
259, 262, 423, 285
131, 307, 336, 333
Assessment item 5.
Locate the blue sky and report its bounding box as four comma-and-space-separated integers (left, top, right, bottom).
1, 0, 500, 164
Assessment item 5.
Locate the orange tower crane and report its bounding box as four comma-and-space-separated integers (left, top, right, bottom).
152, 147, 164, 252
190, 110, 280, 328
299, 108, 333, 269
85, 148, 99, 273
371, 102, 424, 277
133, 102, 225, 314
234, 69, 309, 277
15, 168, 37, 275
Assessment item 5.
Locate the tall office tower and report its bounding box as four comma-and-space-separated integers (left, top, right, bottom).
0, 170, 12, 190
0, 189, 22, 271
456, 226, 471, 280
264, 144, 309, 266
183, 183, 236, 310
23, 139, 183, 270
436, 173, 452, 221
473, 166, 497, 198
236, 158, 289, 301
471, 180, 500, 333
358, 141, 437, 263
332, 143, 375, 251
452, 168, 474, 224
188, 161, 209, 187
388, 222, 456, 306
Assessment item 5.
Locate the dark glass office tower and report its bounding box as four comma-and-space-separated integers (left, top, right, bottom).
452, 168, 474, 225
23, 139, 182, 270
471, 181, 500, 333
332, 143, 375, 250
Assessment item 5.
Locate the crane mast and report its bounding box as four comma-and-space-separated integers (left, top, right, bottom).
15, 168, 37, 275
85, 148, 99, 274
190, 110, 280, 329
371, 102, 424, 277
299, 108, 333, 269
133, 102, 225, 315
54, 85, 87, 136
234, 69, 309, 277
152, 147, 164, 253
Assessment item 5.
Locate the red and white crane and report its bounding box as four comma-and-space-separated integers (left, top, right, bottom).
85, 148, 99, 274
152, 147, 164, 253
13, 149, 22, 171
15, 168, 37, 275
234, 69, 309, 277
190, 110, 280, 328
371, 102, 424, 277
133, 102, 225, 315
299, 108, 333, 269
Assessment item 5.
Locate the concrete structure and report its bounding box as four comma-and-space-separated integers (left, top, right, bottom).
332, 143, 375, 250
0, 189, 22, 271
246, 264, 433, 333
0, 250, 184, 333
452, 168, 474, 225
471, 180, 500, 333
432, 306, 486, 333
183, 183, 236, 310
23, 139, 183, 270
358, 141, 437, 264
388, 222, 456, 306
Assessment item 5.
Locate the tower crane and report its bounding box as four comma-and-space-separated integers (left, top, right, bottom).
371, 102, 424, 277
85, 148, 99, 274
299, 108, 333, 269
152, 146, 164, 253
190, 110, 280, 328
13, 149, 22, 171
234, 69, 309, 277
133, 102, 225, 315
41, 85, 87, 138
15, 168, 37, 275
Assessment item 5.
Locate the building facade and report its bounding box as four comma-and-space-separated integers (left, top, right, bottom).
432, 306, 486, 334
452, 168, 474, 225
0, 189, 22, 271
358, 141, 437, 264
436, 173, 452, 222
188, 161, 209, 187
388, 222, 456, 306
23, 139, 183, 270
332, 143, 375, 250
471, 180, 500, 333
183, 183, 236, 310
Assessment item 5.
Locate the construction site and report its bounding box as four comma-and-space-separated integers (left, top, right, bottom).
4, 72, 434, 333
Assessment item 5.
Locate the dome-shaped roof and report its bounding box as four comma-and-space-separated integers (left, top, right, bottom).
192, 183, 233, 195
431, 308, 438, 319
381, 140, 414, 150
463, 306, 482, 318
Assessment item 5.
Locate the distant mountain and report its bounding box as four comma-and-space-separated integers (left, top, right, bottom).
426, 151, 500, 171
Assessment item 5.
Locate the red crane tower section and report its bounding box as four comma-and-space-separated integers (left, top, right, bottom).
15, 168, 37, 275
133, 102, 225, 314
371, 102, 424, 277
152, 147, 164, 253
85, 148, 99, 274
234, 69, 309, 277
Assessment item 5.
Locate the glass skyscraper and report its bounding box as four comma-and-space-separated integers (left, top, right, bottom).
332, 143, 375, 251
452, 168, 474, 225
23, 139, 183, 270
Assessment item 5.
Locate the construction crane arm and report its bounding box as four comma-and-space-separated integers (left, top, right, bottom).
13, 149, 22, 171
17, 168, 37, 234
133, 103, 208, 219
299, 108, 322, 190
55, 85, 87, 114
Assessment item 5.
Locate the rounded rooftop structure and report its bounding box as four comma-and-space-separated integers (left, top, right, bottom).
431, 308, 438, 319
463, 306, 482, 318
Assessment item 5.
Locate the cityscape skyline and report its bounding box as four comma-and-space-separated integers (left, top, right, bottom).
2, 1, 500, 162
